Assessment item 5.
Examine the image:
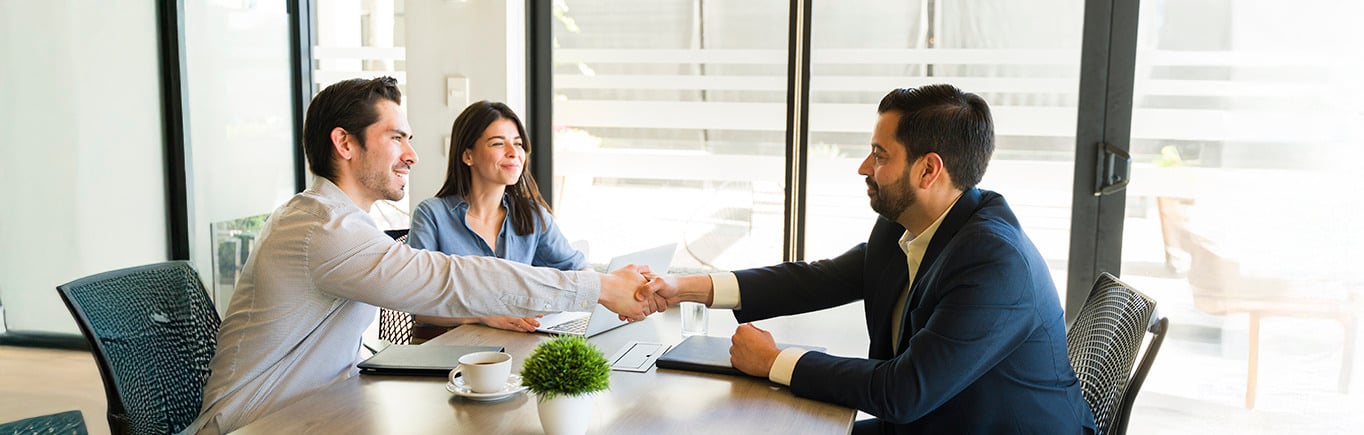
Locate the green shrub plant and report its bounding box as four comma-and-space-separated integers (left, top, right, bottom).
519, 335, 611, 400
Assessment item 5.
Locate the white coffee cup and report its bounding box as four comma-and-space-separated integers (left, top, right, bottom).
449, 351, 513, 394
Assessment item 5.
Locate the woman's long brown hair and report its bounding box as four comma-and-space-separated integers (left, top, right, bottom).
436, 101, 551, 235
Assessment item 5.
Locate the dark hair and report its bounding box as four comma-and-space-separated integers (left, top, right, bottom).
302, 77, 403, 183
436, 101, 551, 236
877, 84, 994, 190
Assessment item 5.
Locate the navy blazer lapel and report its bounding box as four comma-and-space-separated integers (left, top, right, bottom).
894, 188, 986, 352
876, 248, 909, 320
865, 218, 908, 357
879, 261, 909, 358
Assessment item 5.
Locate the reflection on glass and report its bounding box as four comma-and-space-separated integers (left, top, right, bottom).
210, 214, 269, 315
551, 0, 789, 271
1122, 0, 1364, 432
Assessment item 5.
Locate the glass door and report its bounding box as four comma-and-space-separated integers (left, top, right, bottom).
1121, 0, 1364, 431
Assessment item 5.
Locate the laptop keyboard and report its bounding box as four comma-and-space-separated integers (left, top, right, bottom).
547, 317, 590, 335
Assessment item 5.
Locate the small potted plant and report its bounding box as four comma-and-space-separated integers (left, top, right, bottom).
520, 335, 611, 435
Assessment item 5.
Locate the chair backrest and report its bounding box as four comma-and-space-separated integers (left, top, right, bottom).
383, 228, 409, 244
378, 229, 414, 345
56, 261, 220, 435
378, 308, 414, 345
1066, 272, 1168, 435
0, 410, 88, 434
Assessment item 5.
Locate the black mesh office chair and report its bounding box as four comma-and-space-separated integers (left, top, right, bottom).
378, 229, 414, 345
56, 261, 220, 435
1067, 272, 1169, 435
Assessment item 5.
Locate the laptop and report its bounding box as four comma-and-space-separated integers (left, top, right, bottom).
535, 243, 677, 337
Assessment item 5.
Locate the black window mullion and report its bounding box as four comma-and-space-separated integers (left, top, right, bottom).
1066, 0, 1142, 321
157, 0, 191, 261
526, 0, 554, 206
783, 0, 813, 262
288, 0, 315, 193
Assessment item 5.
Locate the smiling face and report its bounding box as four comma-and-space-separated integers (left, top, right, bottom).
858, 110, 917, 222
352, 100, 417, 204
462, 118, 526, 190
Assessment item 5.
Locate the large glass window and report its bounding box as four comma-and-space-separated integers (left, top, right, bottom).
315, 0, 409, 230
806, 0, 1084, 297
185, 0, 298, 309
1122, 0, 1364, 431
0, 1, 168, 334
550, 0, 789, 270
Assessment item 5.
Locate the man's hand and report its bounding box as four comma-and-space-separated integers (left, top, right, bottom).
634, 267, 668, 315
641, 273, 713, 307
642, 272, 680, 308
598, 264, 653, 321
480, 315, 541, 332
730, 323, 781, 377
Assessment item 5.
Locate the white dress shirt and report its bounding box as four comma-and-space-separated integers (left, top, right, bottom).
188, 178, 601, 434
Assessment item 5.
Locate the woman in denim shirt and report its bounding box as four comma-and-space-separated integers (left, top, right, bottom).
408, 101, 588, 337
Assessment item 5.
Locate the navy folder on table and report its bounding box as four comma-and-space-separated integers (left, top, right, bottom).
655, 335, 824, 377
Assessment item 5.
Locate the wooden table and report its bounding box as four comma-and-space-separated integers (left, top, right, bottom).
232, 305, 862, 434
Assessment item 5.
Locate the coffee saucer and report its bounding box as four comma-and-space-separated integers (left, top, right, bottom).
446, 374, 527, 401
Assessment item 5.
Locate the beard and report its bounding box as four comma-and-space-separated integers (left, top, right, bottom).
357, 168, 406, 202
356, 154, 408, 202
867, 171, 915, 221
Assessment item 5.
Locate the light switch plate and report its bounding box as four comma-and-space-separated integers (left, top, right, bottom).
446, 76, 469, 108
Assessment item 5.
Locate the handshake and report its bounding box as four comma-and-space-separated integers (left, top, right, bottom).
593, 265, 780, 378
594, 264, 696, 321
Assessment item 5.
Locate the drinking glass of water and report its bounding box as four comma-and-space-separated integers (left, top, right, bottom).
680, 301, 708, 337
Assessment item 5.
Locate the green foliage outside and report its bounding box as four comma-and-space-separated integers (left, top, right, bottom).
519, 335, 610, 400
1155, 145, 1184, 168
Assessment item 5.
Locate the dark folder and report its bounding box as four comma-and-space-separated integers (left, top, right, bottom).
357, 344, 504, 376
655, 335, 824, 377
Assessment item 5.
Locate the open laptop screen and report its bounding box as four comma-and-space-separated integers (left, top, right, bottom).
535, 243, 677, 337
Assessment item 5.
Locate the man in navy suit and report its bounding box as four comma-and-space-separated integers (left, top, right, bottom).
648, 85, 1096, 434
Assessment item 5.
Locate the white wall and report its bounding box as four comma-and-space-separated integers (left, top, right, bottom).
402, 0, 525, 205
0, 0, 168, 334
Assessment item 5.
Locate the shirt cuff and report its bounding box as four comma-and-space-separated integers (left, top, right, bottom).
569, 270, 601, 311
709, 272, 741, 309
768, 347, 807, 386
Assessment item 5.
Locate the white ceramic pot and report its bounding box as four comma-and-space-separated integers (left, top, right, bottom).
536, 393, 594, 435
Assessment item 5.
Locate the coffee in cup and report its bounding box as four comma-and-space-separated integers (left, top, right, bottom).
449, 351, 513, 393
